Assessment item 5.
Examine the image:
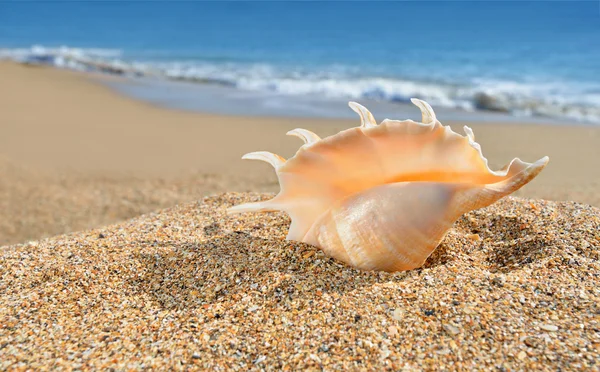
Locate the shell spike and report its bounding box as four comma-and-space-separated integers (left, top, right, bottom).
349, 101, 377, 128
463, 126, 475, 142
410, 98, 437, 124
287, 128, 321, 145
227, 201, 276, 215
242, 151, 285, 169
486, 156, 549, 195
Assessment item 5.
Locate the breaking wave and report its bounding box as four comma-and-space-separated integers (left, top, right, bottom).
2, 45, 599, 124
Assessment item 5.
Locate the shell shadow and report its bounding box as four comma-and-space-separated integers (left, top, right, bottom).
421, 241, 455, 269
127, 229, 410, 310
460, 213, 551, 273
484, 234, 550, 273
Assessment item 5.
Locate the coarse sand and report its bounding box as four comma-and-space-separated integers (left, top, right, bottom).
1, 193, 598, 370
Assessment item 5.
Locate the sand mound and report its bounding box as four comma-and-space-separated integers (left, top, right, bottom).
1, 193, 598, 370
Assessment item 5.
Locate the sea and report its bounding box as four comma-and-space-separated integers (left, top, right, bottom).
1, 1, 599, 124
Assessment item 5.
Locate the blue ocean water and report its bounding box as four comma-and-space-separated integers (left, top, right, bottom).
1, 1, 599, 123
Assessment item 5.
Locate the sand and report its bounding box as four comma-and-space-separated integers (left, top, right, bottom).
1, 193, 598, 370
1, 61, 600, 246
0, 156, 254, 247
0, 61, 599, 369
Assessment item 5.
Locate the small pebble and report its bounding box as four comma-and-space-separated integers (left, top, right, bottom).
466, 233, 481, 241
443, 324, 460, 336
491, 276, 505, 287
540, 324, 559, 332
523, 336, 540, 348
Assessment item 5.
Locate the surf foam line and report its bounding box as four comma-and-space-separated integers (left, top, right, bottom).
2, 45, 599, 124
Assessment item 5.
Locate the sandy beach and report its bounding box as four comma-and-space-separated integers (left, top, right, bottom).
1, 62, 599, 247
1, 61, 599, 369
3, 1, 600, 369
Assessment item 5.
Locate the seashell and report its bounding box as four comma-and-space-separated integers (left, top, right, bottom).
228, 99, 549, 272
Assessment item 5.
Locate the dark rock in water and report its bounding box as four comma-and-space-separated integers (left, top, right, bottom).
21, 55, 56, 66
171, 75, 237, 87
94, 63, 126, 76
474, 92, 510, 113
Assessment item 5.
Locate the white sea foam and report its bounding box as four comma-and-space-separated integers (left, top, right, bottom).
2, 45, 599, 124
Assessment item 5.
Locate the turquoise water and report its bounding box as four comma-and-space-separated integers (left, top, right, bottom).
1, 1, 599, 123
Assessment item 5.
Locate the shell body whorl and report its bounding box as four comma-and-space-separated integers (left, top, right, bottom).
228, 100, 549, 272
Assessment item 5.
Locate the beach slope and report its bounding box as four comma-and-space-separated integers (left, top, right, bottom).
1, 192, 598, 369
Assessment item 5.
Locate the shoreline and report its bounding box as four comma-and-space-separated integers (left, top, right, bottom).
5, 53, 599, 125
1, 60, 600, 246
102, 74, 583, 126
4, 59, 596, 127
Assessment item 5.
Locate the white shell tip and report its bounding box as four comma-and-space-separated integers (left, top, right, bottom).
463, 126, 475, 141
410, 98, 437, 124
348, 101, 377, 128
241, 151, 285, 169
286, 128, 321, 145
